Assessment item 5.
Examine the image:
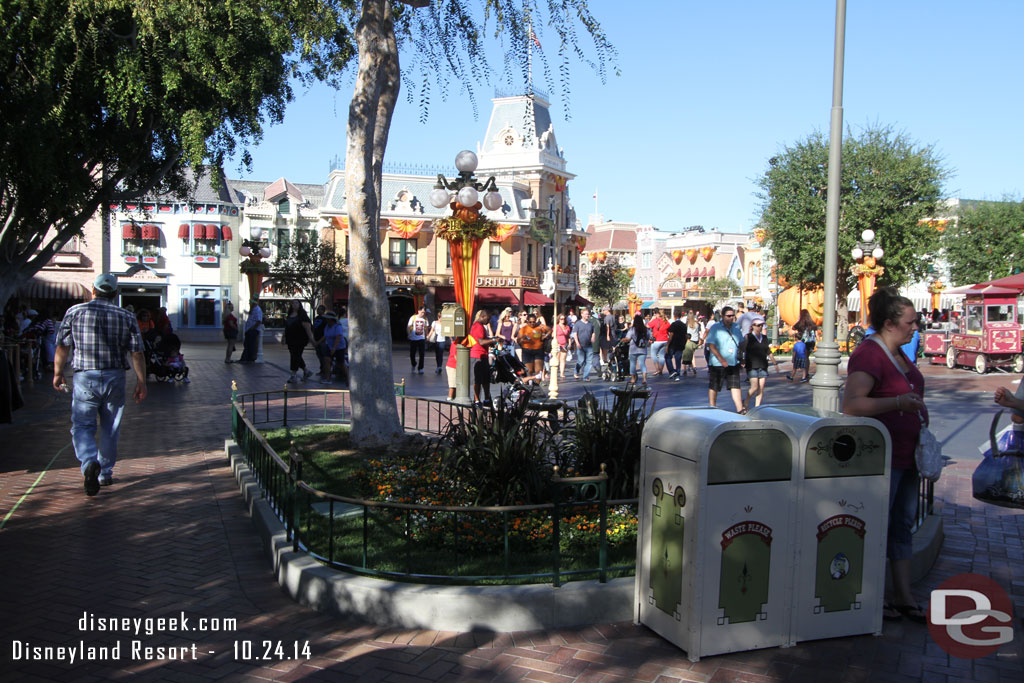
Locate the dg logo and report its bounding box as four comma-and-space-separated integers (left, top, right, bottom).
928, 573, 1014, 659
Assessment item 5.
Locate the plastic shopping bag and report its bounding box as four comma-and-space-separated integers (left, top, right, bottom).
972, 411, 1024, 509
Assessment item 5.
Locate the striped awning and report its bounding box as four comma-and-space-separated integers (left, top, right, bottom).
205, 224, 220, 240
140, 224, 160, 240
122, 224, 139, 239
221, 225, 233, 241
178, 224, 190, 239
18, 278, 91, 300
192, 224, 205, 239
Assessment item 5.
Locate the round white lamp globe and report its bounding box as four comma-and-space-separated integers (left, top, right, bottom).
429, 188, 450, 209
872, 247, 884, 259
259, 247, 271, 258
454, 150, 478, 173
851, 247, 863, 260
250, 226, 263, 240
239, 245, 252, 257
482, 191, 503, 211
861, 229, 875, 242
457, 186, 479, 207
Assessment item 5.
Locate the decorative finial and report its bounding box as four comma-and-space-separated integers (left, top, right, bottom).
231, 380, 237, 391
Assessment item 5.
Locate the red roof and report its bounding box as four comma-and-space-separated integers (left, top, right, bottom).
263, 177, 305, 203
582, 228, 637, 253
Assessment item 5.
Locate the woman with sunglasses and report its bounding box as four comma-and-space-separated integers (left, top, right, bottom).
743, 316, 779, 411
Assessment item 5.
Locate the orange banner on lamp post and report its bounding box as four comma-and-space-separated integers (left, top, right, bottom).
449, 236, 483, 315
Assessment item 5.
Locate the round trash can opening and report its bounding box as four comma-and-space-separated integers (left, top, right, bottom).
831, 434, 857, 462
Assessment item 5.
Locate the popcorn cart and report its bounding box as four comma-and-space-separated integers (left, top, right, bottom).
946, 286, 1024, 374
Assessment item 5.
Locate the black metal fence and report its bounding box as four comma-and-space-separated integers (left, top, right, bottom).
230, 387, 638, 586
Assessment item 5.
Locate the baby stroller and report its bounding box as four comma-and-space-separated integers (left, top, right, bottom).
491, 344, 531, 404
601, 339, 631, 382
144, 332, 191, 383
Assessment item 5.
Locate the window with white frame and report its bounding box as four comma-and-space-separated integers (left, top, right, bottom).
389, 238, 417, 267
489, 242, 501, 270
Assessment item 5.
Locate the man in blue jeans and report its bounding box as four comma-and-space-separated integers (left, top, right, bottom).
53, 273, 147, 496
571, 307, 596, 381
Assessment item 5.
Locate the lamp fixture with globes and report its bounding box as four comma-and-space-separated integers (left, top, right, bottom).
428, 150, 503, 215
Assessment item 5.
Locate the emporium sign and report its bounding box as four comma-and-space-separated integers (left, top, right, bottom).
385, 274, 538, 288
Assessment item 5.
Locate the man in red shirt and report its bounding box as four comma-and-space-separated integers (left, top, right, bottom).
469, 310, 496, 405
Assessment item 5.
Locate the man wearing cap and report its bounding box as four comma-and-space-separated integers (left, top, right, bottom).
53, 273, 146, 496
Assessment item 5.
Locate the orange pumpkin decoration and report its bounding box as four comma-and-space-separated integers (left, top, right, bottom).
451, 201, 482, 223
588, 253, 598, 263
778, 285, 825, 327
671, 249, 683, 264
685, 248, 697, 263
597, 251, 607, 262
628, 267, 636, 277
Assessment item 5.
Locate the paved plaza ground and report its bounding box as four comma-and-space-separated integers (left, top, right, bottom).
1, 342, 1022, 682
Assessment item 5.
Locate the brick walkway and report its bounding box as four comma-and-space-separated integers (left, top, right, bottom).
1, 344, 1022, 681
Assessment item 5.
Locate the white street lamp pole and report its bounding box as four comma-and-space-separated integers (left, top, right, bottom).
811, 0, 847, 412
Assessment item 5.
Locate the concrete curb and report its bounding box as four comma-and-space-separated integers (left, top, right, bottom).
225, 439, 634, 632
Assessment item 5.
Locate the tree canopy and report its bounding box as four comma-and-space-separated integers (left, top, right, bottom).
0, 0, 355, 309
271, 237, 349, 308
584, 256, 632, 307
941, 198, 1024, 285
757, 125, 948, 316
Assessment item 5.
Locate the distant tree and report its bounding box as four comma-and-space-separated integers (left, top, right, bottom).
585, 257, 633, 307
757, 125, 948, 331
699, 277, 742, 310
272, 237, 349, 309
942, 198, 1024, 285
343, 0, 616, 446
0, 0, 355, 311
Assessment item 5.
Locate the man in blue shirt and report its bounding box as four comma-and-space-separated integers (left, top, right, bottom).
706, 306, 745, 413
53, 273, 147, 496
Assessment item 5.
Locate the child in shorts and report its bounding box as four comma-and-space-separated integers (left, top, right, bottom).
787, 331, 809, 382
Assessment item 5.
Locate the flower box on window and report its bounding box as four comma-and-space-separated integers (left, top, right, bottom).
194, 254, 219, 264
123, 255, 140, 264
143, 256, 159, 264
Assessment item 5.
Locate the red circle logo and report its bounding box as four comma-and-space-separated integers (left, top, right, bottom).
927, 573, 1014, 659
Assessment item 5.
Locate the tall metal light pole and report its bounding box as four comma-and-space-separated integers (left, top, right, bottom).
811, 0, 847, 413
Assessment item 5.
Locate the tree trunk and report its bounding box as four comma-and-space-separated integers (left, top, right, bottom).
344, 0, 403, 447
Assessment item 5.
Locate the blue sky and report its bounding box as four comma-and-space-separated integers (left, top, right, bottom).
232, 0, 1023, 233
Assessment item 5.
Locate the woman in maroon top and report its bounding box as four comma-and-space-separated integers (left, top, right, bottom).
842, 287, 928, 623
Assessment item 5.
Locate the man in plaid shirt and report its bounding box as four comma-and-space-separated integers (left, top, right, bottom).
53, 273, 147, 496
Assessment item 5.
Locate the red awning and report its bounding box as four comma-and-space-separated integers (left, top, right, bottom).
192, 224, 205, 239
221, 225, 233, 241
683, 268, 692, 278
709, 267, 715, 277
700, 267, 708, 277
564, 294, 592, 307
205, 224, 220, 240
522, 291, 554, 306
178, 224, 190, 239
140, 224, 160, 240
122, 224, 139, 239
433, 287, 519, 307
477, 288, 520, 306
